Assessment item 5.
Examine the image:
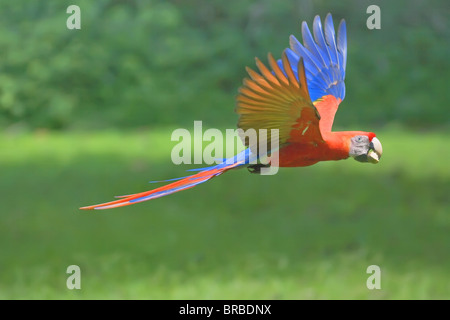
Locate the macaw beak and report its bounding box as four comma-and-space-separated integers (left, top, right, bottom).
367, 137, 383, 164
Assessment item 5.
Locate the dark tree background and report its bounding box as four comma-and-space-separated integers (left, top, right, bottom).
0, 0, 448, 130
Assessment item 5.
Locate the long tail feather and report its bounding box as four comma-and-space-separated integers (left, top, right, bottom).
80, 158, 245, 210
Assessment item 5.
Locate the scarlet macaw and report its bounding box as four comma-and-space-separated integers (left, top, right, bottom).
81, 13, 382, 210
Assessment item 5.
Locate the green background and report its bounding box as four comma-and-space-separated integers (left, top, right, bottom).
0, 0, 449, 299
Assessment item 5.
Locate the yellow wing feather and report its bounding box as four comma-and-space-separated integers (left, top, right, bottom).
236, 50, 323, 150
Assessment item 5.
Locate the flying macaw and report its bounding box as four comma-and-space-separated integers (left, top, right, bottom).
81, 13, 383, 210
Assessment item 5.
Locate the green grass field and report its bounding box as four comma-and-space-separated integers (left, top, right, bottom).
0, 127, 449, 299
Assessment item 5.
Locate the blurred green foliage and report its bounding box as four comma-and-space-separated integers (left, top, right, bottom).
0, 0, 448, 130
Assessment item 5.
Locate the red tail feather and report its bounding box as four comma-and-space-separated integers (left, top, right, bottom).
80, 162, 242, 210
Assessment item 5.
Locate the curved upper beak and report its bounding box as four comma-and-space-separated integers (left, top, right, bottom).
367, 137, 383, 164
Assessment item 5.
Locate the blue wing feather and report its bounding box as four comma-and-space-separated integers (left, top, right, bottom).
301, 21, 327, 68
324, 14, 339, 67
289, 35, 322, 75
337, 19, 347, 73
277, 13, 347, 103
312, 16, 332, 68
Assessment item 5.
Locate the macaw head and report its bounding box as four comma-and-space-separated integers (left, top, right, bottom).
349, 134, 383, 164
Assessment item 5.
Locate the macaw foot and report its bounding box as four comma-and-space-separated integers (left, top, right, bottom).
247, 163, 271, 174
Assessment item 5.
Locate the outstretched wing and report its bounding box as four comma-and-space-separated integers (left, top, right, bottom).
278, 13, 347, 133
236, 51, 324, 152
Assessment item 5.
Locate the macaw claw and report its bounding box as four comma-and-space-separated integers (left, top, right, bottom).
247, 163, 271, 174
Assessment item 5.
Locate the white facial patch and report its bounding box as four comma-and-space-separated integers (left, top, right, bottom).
349, 135, 370, 158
